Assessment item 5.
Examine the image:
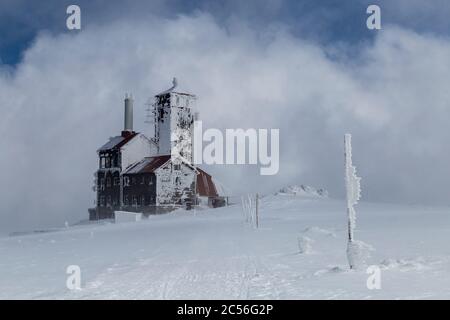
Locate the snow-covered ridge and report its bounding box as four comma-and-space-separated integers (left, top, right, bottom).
275, 185, 328, 198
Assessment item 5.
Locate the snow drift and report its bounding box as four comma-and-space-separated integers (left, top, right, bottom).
276, 185, 328, 198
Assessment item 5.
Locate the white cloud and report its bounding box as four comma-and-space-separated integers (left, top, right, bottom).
1, 13, 450, 232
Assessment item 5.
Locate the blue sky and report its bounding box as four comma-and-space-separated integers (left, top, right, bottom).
2, 0, 450, 66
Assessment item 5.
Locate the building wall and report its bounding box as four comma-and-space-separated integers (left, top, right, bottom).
155, 93, 172, 155
122, 172, 157, 208
155, 159, 195, 205
97, 170, 121, 203
121, 134, 156, 170
155, 93, 194, 161
169, 93, 194, 162
95, 168, 121, 219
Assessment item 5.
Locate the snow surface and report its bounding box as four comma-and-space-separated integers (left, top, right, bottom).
2, 195, 450, 299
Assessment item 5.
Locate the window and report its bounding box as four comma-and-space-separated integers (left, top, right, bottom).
105, 157, 111, 168
106, 196, 111, 207
132, 196, 138, 207
141, 195, 145, 206
114, 177, 120, 186
132, 177, 137, 185
99, 178, 105, 191
100, 157, 105, 169
141, 176, 145, 184
124, 176, 130, 187
124, 195, 129, 206
175, 177, 181, 186
99, 196, 105, 207
174, 164, 181, 171
106, 177, 111, 187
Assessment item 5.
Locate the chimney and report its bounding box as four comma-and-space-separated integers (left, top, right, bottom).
124, 93, 133, 132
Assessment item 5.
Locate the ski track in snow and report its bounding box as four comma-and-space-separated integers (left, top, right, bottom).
2, 196, 450, 299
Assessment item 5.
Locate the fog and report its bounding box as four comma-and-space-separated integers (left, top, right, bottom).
1, 11, 450, 232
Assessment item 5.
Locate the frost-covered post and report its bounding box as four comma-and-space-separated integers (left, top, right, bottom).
344, 134, 361, 269
241, 194, 258, 228
255, 193, 259, 229
241, 195, 251, 224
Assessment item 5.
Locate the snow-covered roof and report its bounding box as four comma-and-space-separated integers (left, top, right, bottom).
122, 155, 171, 174
97, 132, 138, 152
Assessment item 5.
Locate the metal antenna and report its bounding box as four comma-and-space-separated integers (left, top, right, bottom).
144, 98, 154, 125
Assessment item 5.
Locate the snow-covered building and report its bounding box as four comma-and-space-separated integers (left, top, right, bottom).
89, 80, 226, 220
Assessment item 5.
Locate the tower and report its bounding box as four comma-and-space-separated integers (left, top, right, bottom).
153, 78, 195, 162
123, 94, 133, 133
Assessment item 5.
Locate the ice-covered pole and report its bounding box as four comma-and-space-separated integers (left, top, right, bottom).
344, 134, 361, 268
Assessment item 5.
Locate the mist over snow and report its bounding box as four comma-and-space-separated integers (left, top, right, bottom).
1, 13, 450, 232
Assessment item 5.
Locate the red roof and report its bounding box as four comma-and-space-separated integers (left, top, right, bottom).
123, 155, 171, 174
196, 168, 218, 197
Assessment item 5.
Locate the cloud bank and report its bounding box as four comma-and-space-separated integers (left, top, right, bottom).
1, 13, 450, 232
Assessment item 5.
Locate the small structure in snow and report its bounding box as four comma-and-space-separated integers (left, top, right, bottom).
114, 211, 142, 223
